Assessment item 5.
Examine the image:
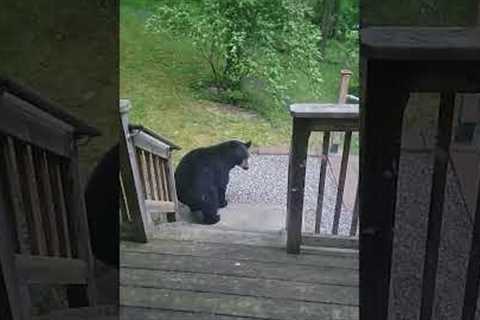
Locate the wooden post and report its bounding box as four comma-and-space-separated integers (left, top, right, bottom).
286, 118, 310, 254
330, 70, 353, 154
360, 61, 409, 320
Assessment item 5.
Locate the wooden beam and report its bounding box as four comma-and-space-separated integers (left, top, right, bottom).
419, 92, 456, 320
361, 27, 480, 61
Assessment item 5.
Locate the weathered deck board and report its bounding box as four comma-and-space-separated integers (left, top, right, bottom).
121, 237, 358, 319
121, 240, 358, 269
121, 251, 358, 286
121, 268, 358, 305
121, 287, 358, 320
121, 307, 282, 320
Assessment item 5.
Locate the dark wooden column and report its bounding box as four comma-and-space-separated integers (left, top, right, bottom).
286, 118, 310, 254
360, 60, 409, 320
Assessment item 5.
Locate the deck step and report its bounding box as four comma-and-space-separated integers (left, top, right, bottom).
121, 286, 358, 320
121, 237, 359, 320
153, 221, 287, 247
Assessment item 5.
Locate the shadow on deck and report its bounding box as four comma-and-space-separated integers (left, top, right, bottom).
120, 223, 359, 320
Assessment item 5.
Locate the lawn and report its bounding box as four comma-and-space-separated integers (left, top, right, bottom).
120, 0, 358, 162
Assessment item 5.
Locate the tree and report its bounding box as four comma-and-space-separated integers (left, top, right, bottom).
146, 0, 324, 104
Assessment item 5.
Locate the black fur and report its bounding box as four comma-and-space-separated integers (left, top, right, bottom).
175, 140, 251, 225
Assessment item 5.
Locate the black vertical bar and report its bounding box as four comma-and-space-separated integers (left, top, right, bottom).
332, 131, 352, 235
360, 60, 409, 320
419, 92, 456, 320
461, 177, 480, 320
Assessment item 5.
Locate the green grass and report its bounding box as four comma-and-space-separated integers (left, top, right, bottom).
120, 1, 359, 161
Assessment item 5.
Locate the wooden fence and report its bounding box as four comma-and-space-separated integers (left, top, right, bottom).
119, 100, 180, 242
0, 78, 100, 319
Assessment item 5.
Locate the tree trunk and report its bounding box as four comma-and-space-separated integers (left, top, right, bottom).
316, 0, 341, 49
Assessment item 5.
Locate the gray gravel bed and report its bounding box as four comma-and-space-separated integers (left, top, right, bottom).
226, 154, 355, 235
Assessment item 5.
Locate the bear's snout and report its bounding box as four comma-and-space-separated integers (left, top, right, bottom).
239, 158, 249, 170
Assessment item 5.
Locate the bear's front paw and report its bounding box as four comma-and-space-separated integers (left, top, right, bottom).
219, 200, 228, 208
204, 214, 220, 225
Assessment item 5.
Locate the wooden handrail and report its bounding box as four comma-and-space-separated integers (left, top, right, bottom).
286, 103, 359, 253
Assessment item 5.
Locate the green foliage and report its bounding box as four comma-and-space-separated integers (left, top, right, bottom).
308, 0, 358, 43
145, 0, 324, 106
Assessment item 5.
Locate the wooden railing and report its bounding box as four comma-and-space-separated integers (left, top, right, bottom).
119, 100, 180, 242
360, 27, 480, 320
286, 103, 359, 254
312, 115, 359, 237
0, 78, 100, 319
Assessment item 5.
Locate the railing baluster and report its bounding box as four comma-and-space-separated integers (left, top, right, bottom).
23, 144, 48, 256
350, 188, 359, 236
315, 131, 331, 233
38, 151, 61, 256
119, 173, 132, 223
3, 137, 31, 254
51, 160, 73, 258
148, 152, 159, 201
332, 130, 352, 235
419, 92, 455, 320
139, 149, 152, 200
160, 159, 170, 201
461, 179, 480, 320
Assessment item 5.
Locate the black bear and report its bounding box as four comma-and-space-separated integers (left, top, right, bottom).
84, 143, 119, 268
174, 140, 251, 225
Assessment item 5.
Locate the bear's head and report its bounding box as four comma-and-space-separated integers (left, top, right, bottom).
226, 140, 251, 170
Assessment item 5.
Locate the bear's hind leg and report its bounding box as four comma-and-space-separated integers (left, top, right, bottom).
201, 188, 220, 225
218, 186, 228, 208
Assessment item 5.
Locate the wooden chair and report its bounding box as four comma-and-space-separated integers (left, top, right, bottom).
0, 78, 101, 319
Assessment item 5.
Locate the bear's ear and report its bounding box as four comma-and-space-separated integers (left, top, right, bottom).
244, 140, 252, 148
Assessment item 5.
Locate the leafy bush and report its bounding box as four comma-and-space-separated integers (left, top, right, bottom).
145, 0, 324, 105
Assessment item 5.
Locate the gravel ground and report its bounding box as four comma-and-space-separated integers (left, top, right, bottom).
226, 154, 357, 235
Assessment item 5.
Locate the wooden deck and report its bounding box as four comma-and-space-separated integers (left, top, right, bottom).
120, 224, 359, 320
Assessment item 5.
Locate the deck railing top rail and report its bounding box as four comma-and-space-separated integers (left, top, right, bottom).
290, 103, 359, 120
0, 77, 100, 138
